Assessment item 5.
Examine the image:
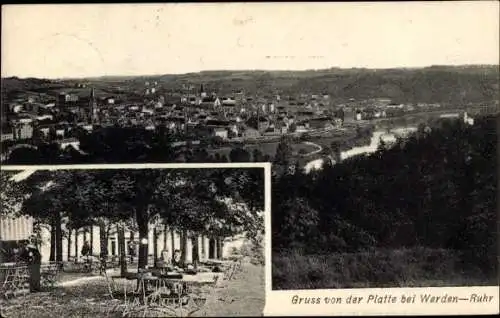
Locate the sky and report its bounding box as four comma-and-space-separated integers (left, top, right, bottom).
2, 2, 499, 79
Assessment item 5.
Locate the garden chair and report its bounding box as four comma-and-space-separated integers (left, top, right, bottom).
0, 265, 30, 299
40, 262, 61, 289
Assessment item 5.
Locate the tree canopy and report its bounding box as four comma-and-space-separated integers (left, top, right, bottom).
3, 167, 265, 268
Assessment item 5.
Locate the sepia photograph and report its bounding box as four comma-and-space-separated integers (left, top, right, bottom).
266, 2, 499, 292
0, 165, 267, 317
1, 1, 499, 317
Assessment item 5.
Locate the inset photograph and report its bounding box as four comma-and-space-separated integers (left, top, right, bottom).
271, 114, 497, 290
1, 164, 267, 317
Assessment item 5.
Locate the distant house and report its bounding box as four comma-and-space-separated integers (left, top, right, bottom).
213, 127, 228, 140
55, 126, 66, 138
57, 92, 80, 108
229, 124, 239, 136
206, 119, 230, 128
463, 112, 474, 126
386, 103, 404, 109
199, 96, 220, 109
1, 125, 14, 142
308, 117, 333, 129
267, 103, 275, 113
39, 127, 50, 137
296, 110, 315, 120
166, 116, 186, 130
439, 113, 460, 119
187, 95, 198, 105
242, 127, 261, 139
263, 127, 281, 136
142, 108, 155, 115
36, 115, 54, 121
40, 103, 56, 110
24, 102, 43, 114
82, 124, 93, 133
12, 123, 34, 140
58, 138, 80, 150
277, 106, 287, 113
13, 115, 33, 125
221, 97, 237, 107
246, 116, 270, 133
295, 124, 308, 133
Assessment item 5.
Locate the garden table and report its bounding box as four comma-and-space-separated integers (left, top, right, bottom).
113, 272, 222, 317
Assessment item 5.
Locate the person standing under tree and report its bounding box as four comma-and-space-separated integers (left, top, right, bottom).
128, 241, 136, 263
81, 241, 91, 259
20, 243, 42, 292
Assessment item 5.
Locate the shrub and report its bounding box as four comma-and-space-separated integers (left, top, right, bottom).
271, 247, 493, 290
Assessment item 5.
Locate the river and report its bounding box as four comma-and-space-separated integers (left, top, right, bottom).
303, 127, 417, 174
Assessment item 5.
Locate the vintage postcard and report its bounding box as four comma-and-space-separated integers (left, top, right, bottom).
1, 2, 499, 317
0, 163, 269, 317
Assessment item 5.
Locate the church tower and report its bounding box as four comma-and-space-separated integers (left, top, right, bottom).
89, 87, 98, 124
200, 84, 207, 98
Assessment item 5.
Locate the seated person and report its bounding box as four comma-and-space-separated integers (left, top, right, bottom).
162, 248, 169, 259
171, 249, 185, 270
158, 249, 170, 266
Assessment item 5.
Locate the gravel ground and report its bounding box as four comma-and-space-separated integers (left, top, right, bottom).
0, 263, 264, 317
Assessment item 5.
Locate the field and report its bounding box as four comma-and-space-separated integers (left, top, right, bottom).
272, 248, 496, 290
0, 262, 265, 317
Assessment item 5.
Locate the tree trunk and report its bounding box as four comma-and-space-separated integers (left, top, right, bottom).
216, 237, 223, 259
180, 230, 188, 264
163, 224, 168, 251
209, 238, 215, 259
0, 242, 4, 263
67, 228, 72, 262
117, 223, 127, 276
220, 238, 225, 259
55, 211, 63, 262
90, 226, 94, 256
201, 235, 205, 260
153, 227, 158, 268
129, 231, 135, 263
74, 228, 79, 262
192, 233, 199, 267
170, 230, 175, 259
49, 222, 56, 262
137, 215, 149, 270
99, 222, 108, 257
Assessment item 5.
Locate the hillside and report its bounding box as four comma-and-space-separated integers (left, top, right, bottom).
152, 66, 500, 103
2, 65, 499, 104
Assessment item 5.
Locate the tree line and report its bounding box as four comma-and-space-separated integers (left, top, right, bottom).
4, 126, 278, 165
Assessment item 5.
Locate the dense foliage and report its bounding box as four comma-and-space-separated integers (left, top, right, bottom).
272, 115, 498, 277
1, 168, 264, 271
